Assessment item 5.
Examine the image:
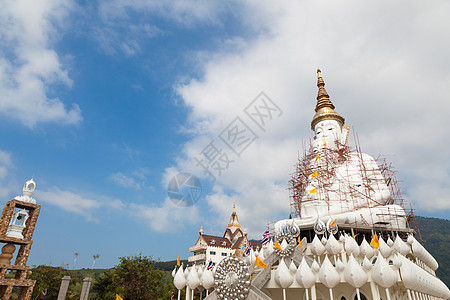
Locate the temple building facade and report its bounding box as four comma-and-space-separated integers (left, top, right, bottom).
188, 205, 261, 267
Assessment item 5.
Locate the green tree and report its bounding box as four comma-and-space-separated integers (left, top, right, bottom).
92, 254, 165, 300
29, 266, 65, 299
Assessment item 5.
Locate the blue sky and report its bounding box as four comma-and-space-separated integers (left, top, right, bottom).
1, 0, 449, 269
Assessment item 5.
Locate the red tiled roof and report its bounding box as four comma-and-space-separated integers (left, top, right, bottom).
223, 228, 243, 241
250, 241, 262, 250
201, 235, 232, 248
231, 236, 246, 249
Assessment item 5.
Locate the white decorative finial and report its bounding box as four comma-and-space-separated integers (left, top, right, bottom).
23, 179, 36, 196
14, 179, 36, 204
199, 222, 204, 235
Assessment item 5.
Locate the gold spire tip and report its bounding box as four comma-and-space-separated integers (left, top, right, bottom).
317, 68, 322, 78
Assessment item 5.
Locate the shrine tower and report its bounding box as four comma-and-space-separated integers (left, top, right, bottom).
0, 180, 41, 299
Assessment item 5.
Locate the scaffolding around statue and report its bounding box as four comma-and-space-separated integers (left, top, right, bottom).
288, 130, 422, 242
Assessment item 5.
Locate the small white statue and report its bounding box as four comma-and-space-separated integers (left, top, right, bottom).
14, 179, 36, 204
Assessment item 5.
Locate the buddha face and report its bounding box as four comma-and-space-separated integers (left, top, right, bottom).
314, 120, 342, 150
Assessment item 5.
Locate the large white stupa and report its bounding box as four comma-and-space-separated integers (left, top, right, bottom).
173, 70, 450, 300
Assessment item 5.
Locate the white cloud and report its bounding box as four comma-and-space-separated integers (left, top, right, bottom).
35, 183, 195, 233
109, 172, 142, 190
98, 0, 227, 27
130, 198, 200, 232
165, 0, 450, 237
109, 168, 153, 191
94, 0, 251, 56
0, 0, 81, 127
37, 188, 104, 221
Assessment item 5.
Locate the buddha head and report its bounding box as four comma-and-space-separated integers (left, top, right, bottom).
311, 69, 346, 151
314, 119, 342, 151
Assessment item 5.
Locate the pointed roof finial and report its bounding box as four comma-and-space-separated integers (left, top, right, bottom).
311, 68, 345, 130
228, 202, 241, 229
199, 222, 204, 235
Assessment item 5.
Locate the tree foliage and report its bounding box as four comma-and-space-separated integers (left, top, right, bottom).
92, 254, 169, 300
415, 216, 450, 287
29, 266, 81, 300
30, 266, 65, 299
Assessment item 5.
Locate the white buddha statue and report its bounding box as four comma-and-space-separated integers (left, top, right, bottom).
276, 70, 407, 233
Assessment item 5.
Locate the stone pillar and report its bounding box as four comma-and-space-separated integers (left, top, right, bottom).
57, 275, 71, 300
3, 285, 13, 299
80, 277, 92, 300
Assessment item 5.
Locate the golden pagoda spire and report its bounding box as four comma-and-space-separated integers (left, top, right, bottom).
228, 202, 240, 229
311, 68, 345, 130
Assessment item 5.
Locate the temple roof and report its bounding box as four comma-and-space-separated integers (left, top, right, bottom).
231, 236, 245, 249
200, 234, 232, 248
249, 240, 262, 250
223, 228, 244, 241
227, 202, 241, 230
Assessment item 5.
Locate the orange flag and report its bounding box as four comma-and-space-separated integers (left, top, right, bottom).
315, 154, 320, 163
370, 232, 379, 249
298, 235, 302, 247
116, 294, 123, 300
330, 219, 336, 227
311, 171, 318, 177
309, 187, 317, 194
177, 255, 180, 267
274, 239, 282, 251
255, 256, 268, 269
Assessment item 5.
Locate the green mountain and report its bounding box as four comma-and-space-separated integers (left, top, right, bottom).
415, 216, 450, 287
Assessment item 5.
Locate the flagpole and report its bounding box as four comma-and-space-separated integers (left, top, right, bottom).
178, 289, 180, 300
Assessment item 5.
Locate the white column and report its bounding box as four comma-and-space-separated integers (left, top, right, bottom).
356, 288, 361, 300
370, 282, 379, 300
385, 288, 392, 300
186, 286, 191, 300
414, 291, 420, 300
406, 289, 412, 300
311, 285, 317, 300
